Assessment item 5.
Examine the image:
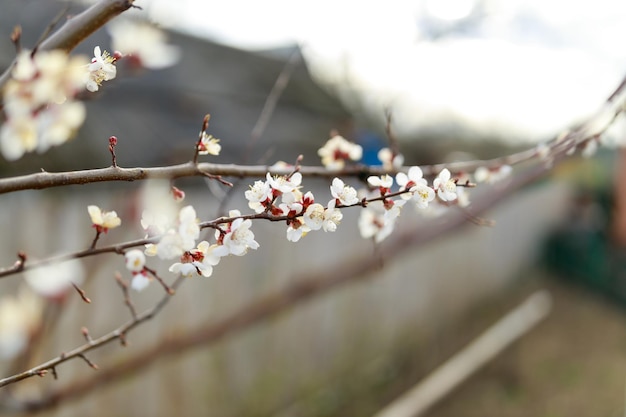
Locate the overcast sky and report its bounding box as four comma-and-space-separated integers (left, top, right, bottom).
140, 0, 626, 142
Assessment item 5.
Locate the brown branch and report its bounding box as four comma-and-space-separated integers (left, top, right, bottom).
0, 91, 621, 197
0, 276, 185, 389
17, 162, 551, 412
114, 272, 137, 320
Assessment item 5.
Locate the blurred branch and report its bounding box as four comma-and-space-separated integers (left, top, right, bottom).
15, 160, 553, 411
0, 275, 184, 391
0, 0, 136, 89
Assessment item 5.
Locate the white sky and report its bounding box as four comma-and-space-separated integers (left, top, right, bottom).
142, 0, 626, 142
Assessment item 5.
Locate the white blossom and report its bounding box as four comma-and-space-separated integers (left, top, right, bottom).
109, 19, 181, 69
367, 174, 394, 189
168, 262, 198, 277
214, 217, 259, 257
413, 184, 436, 209
330, 178, 359, 206
357, 198, 404, 243
88, 205, 121, 232
86, 46, 117, 92
286, 219, 310, 242
0, 287, 43, 359
197, 132, 221, 156
396, 166, 428, 200
169, 241, 221, 278
131, 273, 151, 291
317, 134, 362, 170
245, 179, 272, 213
433, 169, 457, 202
303, 203, 325, 231
377, 147, 404, 170
125, 249, 146, 273
267, 172, 302, 194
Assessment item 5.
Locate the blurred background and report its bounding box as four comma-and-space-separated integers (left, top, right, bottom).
1, 1, 626, 416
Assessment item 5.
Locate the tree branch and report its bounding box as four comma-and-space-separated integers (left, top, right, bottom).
15, 161, 551, 412
0, 275, 184, 390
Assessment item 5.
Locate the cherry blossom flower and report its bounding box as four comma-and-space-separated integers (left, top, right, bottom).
286, 218, 310, 242
108, 19, 181, 69
330, 178, 359, 206
358, 203, 402, 243
267, 172, 302, 194
178, 205, 200, 250
88, 205, 121, 233
303, 203, 325, 231
433, 169, 457, 202
214, 215, 259, 257
412, 184, 436, 209
145, 205, 200, 260
124, 250, 150, 290
396, 166, 428, 199
321, 200, 343, 232
317, 134, 363, 170
141, 209, 171, 236
377, 147, 404, 170
169, 241, 221, 278
197, 132, 221, 156
0, 287, 43, 359
279, 189, 305, 216
1, 49, 88, 160
86, 46, 117, 92
367, 174, 394, 195
303, 200, 343, 232
125, 249, 146, 273
0, 116, 38, 160
131, 273, 151, 291
245, 179, 273, 213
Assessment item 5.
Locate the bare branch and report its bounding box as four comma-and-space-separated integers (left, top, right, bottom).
0, 276, 184, 389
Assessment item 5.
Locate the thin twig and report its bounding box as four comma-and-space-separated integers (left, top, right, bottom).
72, 283, 91, 304
32, 3, 72, 53
114, 272, 137, 320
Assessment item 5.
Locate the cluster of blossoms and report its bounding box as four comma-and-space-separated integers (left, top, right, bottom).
0, 44, 123, 160
0, 19, 181, 162
0, 50, 88, 160
245, 172, 352, 242
358, 167, 461, 242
